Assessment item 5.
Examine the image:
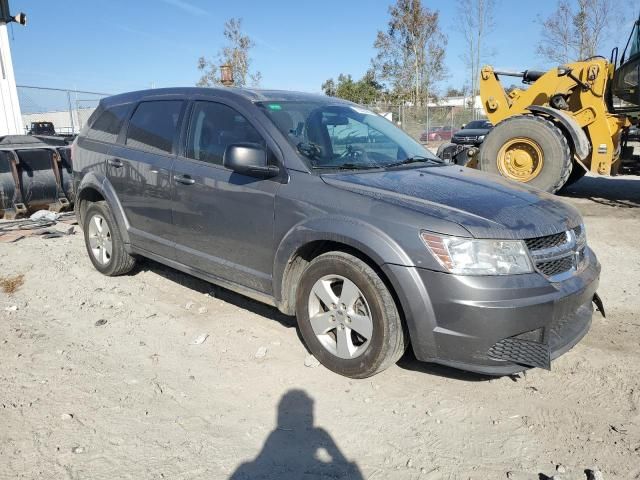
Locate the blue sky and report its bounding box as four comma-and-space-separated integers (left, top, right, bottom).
7, 0, 633, 95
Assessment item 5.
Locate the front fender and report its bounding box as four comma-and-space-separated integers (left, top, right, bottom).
273, 215, 413, 307
76, 172, 131, 246
272, 215, 440, 360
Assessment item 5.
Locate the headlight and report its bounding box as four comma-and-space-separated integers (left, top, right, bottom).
477, 135, 485, 141
575, 223, 586, 247
421, 232, 534, 275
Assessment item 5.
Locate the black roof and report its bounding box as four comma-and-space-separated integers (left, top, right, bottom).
103, 87, 341, 107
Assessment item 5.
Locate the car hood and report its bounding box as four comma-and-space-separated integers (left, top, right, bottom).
321, 166, 582, 240
453, 129, 489, 137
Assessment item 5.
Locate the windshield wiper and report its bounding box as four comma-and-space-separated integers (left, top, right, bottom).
312, 163, 382, 170
384, 155, 444, 168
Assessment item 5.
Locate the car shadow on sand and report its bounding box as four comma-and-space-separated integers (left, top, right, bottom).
229, 389, 364, 480
136, 259, 507, 382
135, 259, 296, 330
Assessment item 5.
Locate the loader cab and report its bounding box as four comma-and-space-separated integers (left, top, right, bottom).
611, 15, 640, 111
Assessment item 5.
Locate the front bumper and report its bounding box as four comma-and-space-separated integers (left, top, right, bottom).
383, 247, 601, 375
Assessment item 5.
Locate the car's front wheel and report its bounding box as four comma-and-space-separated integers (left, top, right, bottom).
296, 251, 407, 378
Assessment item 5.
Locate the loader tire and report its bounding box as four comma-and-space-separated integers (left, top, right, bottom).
479, 115, 573, 193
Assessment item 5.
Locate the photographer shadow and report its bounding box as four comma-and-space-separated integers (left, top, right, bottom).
230, 389, 363, 480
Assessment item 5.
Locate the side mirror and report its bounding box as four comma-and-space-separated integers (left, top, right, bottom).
223, 143, 279, 178
461, 124, 466, 129
557, 65, 571, 77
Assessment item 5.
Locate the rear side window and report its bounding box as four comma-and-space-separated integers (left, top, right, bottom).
125, 100, 183, 154
86, 104, 131, 143
186, 101, 264, 165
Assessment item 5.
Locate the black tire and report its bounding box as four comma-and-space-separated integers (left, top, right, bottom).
479, 115, 573, 193
295, 251, 407, 378
83, 201, 136, 276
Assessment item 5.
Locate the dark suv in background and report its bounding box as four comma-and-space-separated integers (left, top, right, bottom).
73, 88, 601, 378
451, 119, 493, 146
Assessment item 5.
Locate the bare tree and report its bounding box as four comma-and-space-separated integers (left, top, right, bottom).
457, 0, 495, 115
197, 18, 262, 87
537, 0, 617, 64
372, 0, 447, 106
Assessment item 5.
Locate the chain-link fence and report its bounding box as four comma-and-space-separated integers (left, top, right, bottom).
17, 86, 111, 135
365, 103, 486, 148
15, 86, 486, 147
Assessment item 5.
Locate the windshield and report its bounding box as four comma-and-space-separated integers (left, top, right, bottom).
257, 101, 438, 170
628, 18, 639, 59
464, 120, 491, 129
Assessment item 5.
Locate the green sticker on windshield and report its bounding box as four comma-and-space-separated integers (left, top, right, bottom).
267, 103, 282, 111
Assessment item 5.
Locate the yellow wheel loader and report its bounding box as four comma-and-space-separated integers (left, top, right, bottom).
438, 14, 640, 193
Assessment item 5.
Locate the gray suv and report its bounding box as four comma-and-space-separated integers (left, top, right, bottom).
73, 88, 601, 378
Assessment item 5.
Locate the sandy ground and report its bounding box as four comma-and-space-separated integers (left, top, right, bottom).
1, 173, 640, 480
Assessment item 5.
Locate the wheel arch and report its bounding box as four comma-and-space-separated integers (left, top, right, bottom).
526, 105, 591, 161
75, 172, 131, 245
273, 217, 413, 316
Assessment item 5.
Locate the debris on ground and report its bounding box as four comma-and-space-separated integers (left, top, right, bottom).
255, 346, 267, 358
585, 468, 605, 480
0, 274, 24, 294
189, 333, 209, 345
94, 319, 107, 327
0, 212, 76, 243
304, 354, 320, 368
30, 210, 59, 222
4, 305, 18, 312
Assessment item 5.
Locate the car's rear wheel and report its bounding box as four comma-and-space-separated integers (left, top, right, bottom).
83, 201, 136, 276
295, 251, 407, 378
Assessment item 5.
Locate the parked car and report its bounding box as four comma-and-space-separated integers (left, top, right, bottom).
419, 125, 457, 142
451, 119, 493, 146
628, 124, 640, 141
27, 121, 56, 136
73, 88, 601, 378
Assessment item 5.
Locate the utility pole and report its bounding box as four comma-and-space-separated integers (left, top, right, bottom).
0, 0, 26, 135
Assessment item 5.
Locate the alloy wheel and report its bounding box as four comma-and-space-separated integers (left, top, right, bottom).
87, 214, 113, 265
307, 275, 373, 359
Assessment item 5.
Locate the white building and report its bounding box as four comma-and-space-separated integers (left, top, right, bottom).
0, 21, 22, 135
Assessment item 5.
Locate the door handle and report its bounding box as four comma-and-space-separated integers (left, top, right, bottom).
174, 174, 195, 185
108, 158, 123, 168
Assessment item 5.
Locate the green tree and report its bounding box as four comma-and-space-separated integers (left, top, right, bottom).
321, 70, 383, 104
445, 86, 466, 97
372, 0, 447, 106
197, 17, 262, 87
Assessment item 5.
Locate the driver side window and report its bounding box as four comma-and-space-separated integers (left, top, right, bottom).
186, 101, 265, 165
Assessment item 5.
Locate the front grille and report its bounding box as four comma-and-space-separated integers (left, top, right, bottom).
524, 227, 585, 279
537, 256, 575, 276
524, 232, 568, 251
488, 337, 551, 369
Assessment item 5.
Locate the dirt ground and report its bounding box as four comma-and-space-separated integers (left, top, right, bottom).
1, 172, 639, 480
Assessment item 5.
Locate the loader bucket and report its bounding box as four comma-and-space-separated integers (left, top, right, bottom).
0, 136, 74, 219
